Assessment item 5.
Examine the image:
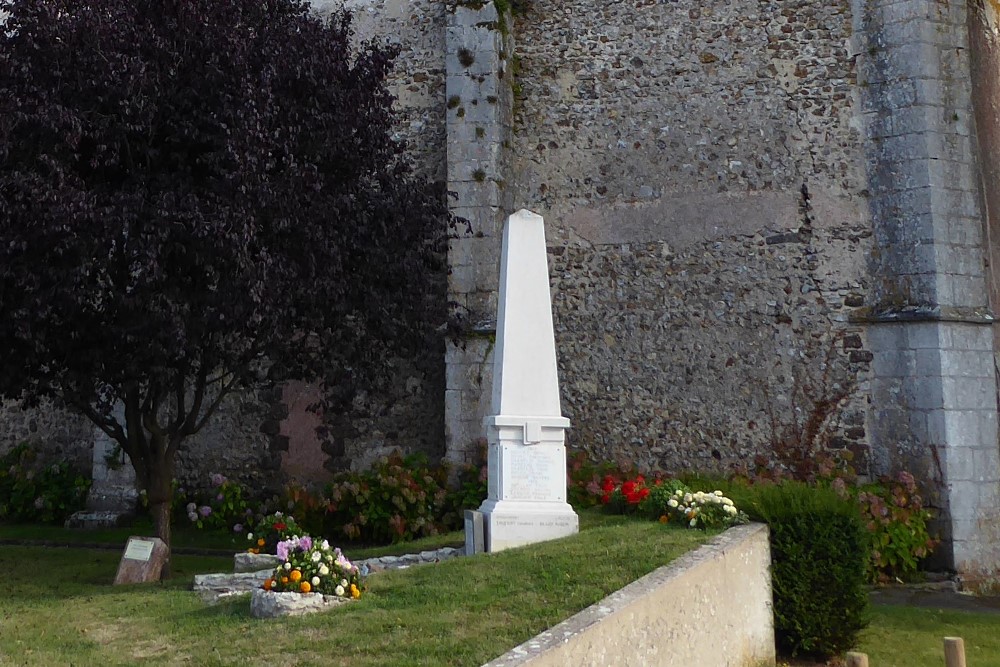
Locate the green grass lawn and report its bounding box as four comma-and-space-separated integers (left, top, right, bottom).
0, 518, 467, 558
0, 512, 708, 667
855, 605, 1000, 667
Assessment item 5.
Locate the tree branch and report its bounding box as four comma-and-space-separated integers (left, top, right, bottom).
192, 373, 240, 435
180, 363, 208, 437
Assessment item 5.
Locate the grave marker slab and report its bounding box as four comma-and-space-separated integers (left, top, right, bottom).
475, 210, 579, 552
114, 536, 168, 585
66, 403, 139, 529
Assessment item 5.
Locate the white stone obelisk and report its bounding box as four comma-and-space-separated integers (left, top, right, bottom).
478, 209, 578, 552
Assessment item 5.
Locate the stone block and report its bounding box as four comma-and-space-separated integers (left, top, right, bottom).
249, 589, 352, 619
907, 323, 943, 350
449, 264, 476, 294
446, 73, 502, 105
65, 509, 133, 529
872, 350, 915, 379
464, 509, 485, 555
951, 274, 989, 307
234, 552, 282, 574
449, 180, 503, 211
908, 376, 944, 409
445, 389, 464, 420
114, 537, 169, 585
193, 570, 273, 604
942, 409, 982, 446
940, 349, 992, 378
948, 324, 992, 351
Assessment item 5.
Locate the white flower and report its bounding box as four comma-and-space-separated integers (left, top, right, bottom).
321, 540, 330, 550
284, 563, 291, 571
683, 493, 693, 503
667, 499, 678, 508
335, 585, 345, 596
311, 576, 320, 586
247, 532, 254, 540
319, 565, 329, 576
689, 518, 697, 527
715, 490, 724, 496
340, 578, 348, 587
311, 551, 322, 562
722, 498, 734, 506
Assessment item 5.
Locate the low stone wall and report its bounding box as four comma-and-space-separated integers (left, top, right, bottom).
483, 523, 774, 667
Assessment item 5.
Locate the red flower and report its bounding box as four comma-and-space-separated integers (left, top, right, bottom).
639, 487, 650, 500
601, 476, 616, 493
273, 522, 286, 531
621, 481, 637, 496
600, 493, 611, 505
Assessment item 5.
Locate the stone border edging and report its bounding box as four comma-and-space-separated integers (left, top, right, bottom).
482, 523, 774, 667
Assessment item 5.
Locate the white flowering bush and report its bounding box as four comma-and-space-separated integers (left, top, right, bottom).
665, 489, 748, 530
262, 535, 363, 599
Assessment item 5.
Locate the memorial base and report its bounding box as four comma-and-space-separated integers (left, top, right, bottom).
479, 499, 578, 552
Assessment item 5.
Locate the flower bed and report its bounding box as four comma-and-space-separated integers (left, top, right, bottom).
250, 535, 364, 618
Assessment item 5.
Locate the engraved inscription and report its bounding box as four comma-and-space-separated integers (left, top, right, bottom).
506, 446, 562, 501
123, 538, 154, 562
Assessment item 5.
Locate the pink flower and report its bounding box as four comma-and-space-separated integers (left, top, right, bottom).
276, 539, 294, 561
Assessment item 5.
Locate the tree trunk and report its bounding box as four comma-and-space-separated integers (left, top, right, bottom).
147, 457, 174, 579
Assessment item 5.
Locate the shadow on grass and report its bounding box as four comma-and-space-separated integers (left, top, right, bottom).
180, 593, 253, 621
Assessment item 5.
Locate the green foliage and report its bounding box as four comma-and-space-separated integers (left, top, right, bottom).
0, 443, 90, 523
245, 511, 304, 555
272, 448, 487, 548
743, 481, 870, 659
855, 471, 936, 583
639, 479, 691, 519
173, 473, 251, 533
323, 452, 453, 544
448, 457, 488, 517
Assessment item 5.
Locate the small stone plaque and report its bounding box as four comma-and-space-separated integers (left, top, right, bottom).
114, 536, 168, 585
124, 539, 154, 562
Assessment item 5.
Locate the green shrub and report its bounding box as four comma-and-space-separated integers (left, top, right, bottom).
0, 443, 90, 523
245, 511, 304, 554
639, 479, 691, 519
172, 473, 250, 532
322, 452, 452, 544
854, 471, 936, 583
744, 481, 870, 659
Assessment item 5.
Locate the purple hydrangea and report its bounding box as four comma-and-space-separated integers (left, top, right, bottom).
233, 523, 243, 533
210, 473, 226, 487
299, 536, 313, 551
199, 505, 212, 517
276, 538, 295, 561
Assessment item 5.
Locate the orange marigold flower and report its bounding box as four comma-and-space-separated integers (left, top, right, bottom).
299, 581, 311, 594
281, 576, 289, 584
257, 538, 266, 547
263, 578, 273, 591
658, 515, 669, 524
350, 584, 360, 600
290, 570, 302, 582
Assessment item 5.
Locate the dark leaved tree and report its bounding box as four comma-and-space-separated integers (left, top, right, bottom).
0, 0, 447, 564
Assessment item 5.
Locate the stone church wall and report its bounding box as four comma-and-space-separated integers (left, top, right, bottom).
503, 0, 875, 473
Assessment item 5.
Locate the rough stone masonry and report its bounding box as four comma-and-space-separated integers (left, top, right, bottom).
3, 0, 1000, 581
